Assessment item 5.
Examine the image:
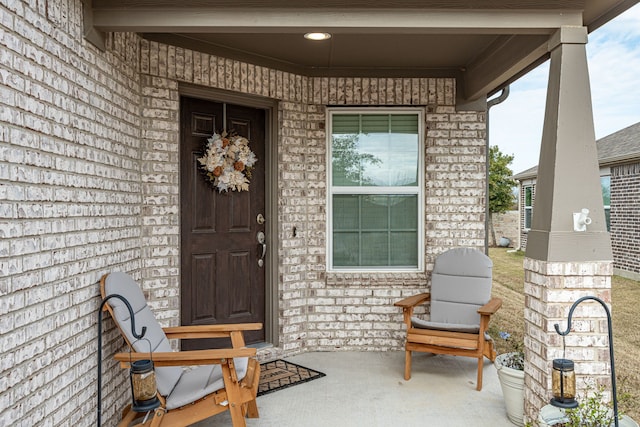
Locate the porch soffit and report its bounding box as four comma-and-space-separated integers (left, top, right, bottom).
86, 0, 636, 102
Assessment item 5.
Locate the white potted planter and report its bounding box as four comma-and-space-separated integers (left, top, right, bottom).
538, 404, 638, 427
495, 352, 525, 426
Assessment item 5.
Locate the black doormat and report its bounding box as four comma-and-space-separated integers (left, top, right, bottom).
258, 359, 326, 397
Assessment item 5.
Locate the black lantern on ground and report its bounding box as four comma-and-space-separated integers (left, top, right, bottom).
97, 294, 160, 426
551, 296, 619, 427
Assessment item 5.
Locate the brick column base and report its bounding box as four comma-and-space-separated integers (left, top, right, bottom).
523, 257, 613, 423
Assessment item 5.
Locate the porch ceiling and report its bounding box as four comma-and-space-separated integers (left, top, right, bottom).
86, 0, 637, 103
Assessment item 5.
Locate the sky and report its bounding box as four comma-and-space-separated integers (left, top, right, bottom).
489, 4, 640, 175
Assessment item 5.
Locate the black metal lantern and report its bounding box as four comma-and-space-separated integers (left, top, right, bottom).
129, 357, 160, 412
550, 358, 578, 408
551, 296, 620, 427
97, 294, 160, 426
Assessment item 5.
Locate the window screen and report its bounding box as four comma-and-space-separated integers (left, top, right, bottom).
329, 111, 422, 270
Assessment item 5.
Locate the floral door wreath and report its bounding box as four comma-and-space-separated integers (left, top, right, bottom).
197, 132, 257, 192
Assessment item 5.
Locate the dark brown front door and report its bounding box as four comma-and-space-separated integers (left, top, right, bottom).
180, 96, 266, 349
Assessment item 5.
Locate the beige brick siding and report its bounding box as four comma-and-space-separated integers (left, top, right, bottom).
1, 1, 487, 425
610, 162, 640, 277
139, 75, 182, 324
491, 210, 518, 247
426, 107, 487, 254
1, 1, 142, 424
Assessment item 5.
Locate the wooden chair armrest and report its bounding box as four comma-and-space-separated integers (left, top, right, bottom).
163, 323, 263, 340
394, 293, 431, 308
114, 347, 257, 368
478, 297, 502, 316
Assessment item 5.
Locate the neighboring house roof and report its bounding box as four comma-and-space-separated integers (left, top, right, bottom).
512, 122, 640, 181
512, 165, 538, 181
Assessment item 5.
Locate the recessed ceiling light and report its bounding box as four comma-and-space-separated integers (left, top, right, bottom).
304, 32, 332, 41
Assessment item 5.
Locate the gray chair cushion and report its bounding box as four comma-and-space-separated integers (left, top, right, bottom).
165, 357, 248, 410
411, 317, 479, 333
104, 272, 250, 405
428, 248, 493, 327
432, 247, 492, 278
104, 272, 183, 396
431, 300, 484, 326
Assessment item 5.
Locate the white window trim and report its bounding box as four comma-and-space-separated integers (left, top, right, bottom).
523, 184, 533, 231
326, 107, 425, 273
600, 172, 611, 232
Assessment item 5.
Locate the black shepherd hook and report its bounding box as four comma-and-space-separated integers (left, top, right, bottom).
97, 294, 147, 427
553, 295, 619, 427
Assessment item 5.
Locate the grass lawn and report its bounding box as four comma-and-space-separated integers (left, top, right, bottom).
487, 247, 640, 421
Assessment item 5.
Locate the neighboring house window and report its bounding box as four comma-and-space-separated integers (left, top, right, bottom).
524, 185, 533, 230
328, 109, 423, 271
601, 175, 611, 231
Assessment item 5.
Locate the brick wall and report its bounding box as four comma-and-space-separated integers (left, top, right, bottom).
1, 1, 487, 425
491, 210, 518, 247
1, 1, 142, 424
138, 75, 181, 325
610, 162, 640, 277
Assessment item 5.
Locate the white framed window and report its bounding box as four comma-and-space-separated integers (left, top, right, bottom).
601, 175, 611, 231
327, 108, 424, 272
524, 185, 533, 230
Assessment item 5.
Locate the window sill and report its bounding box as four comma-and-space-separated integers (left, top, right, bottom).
325, 270, 428, 286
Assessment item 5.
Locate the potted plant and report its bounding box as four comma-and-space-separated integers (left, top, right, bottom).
538, 384, 638, 427
494, 331, 525, 426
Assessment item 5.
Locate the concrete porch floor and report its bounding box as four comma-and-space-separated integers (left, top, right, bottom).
196, 351, 515, 427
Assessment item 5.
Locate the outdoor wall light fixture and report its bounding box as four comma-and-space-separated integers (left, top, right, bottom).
551, 296, 619, 427
573, 208, 592, 231
304, 32, 332, 41
97, 294, 160, 426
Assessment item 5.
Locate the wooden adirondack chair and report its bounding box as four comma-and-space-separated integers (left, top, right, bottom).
100, 272, 261, 427
394, 248, 502, 391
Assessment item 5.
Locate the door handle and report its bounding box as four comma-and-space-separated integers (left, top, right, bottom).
257, 231, 266, 267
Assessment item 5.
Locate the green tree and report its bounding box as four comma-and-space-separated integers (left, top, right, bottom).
488, 145, 517, 246
331, 134, 381, 185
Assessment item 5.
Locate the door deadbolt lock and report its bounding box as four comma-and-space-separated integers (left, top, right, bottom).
257, 214, 266, 224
